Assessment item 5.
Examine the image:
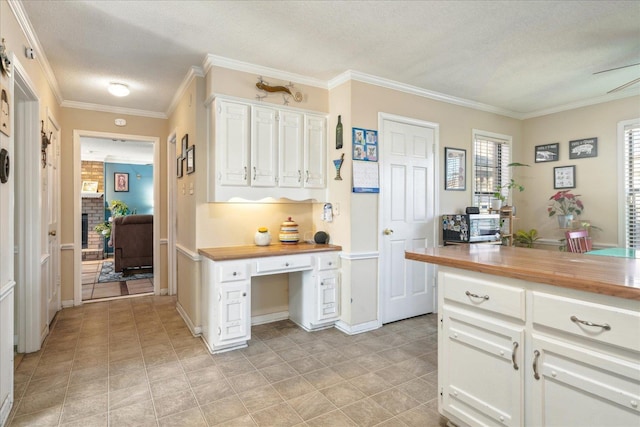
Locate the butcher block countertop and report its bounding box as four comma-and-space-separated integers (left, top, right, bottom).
405, 245, 640, 301
199, 243, 342, 261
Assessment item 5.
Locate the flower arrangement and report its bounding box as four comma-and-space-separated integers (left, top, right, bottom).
547, 190, 583, 217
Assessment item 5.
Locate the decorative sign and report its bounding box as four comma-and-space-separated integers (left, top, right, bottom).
352, 127, 378, 162
535, 143, 559, 163
353, 160, 379, 193
569, 137, 597, 159
554, 165, 576, 189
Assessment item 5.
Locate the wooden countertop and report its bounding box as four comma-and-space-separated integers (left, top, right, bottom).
199, 243, 342, 261
405, 245, 640, 300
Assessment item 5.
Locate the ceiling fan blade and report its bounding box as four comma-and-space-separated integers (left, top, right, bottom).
607, 77, 640, 94
594, 62, 640, 75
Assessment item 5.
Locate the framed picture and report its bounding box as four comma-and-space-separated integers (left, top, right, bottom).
554, 165, 576, 189
177, 156, 184, 178
569, 137, 597, 159
535, 143, 559, 163
186, 146, 195, 174
352, 127, 378, 161
114, 172, 129, 192
81, 181, 98, 193
181, 134, 188, 156
444, 147, 466, 191
1, 85, 10, 137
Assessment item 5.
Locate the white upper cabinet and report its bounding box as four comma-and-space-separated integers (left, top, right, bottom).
209, 97, 327, 202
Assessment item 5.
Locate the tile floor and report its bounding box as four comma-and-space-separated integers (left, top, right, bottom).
82, 260, 154, 301
8, 296, 448, 426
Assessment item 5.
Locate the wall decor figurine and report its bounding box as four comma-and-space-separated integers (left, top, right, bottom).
0, 39, 11, 78
336, 115, 343, 149
40, 120, 51, 168
255, 76, 302, 104
333, 153, 345, 180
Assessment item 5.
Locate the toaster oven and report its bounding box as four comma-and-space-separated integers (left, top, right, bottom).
442, 213, 501, 243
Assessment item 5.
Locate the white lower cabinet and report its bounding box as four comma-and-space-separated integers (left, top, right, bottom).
438, 267, 640, 427
0, 283, 15, 427
290, 268, 340, 331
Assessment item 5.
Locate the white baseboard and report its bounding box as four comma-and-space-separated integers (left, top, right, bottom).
159, 288, 168, 296
176, 301, 201, 336
251, 311, 289, 326
335, 319, 381, 335
61, 300, 74, 308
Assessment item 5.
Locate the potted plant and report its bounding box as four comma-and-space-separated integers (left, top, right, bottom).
547, 190, 583, 228
492, 162, 530, 211
514, 229, 539, 248
93, 200, 129, 240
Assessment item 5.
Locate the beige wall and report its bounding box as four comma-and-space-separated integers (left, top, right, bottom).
519, 96, 640, 247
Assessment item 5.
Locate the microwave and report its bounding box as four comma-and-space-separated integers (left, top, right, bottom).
442, 213, 501, 243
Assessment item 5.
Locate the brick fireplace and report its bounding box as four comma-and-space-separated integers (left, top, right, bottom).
82, 195, 105, 261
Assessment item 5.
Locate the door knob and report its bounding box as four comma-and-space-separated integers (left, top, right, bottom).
383, 229, 394, 235
48, 230, 56, 236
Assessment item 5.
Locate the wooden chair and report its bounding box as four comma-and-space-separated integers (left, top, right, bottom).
565, 229, 591, 253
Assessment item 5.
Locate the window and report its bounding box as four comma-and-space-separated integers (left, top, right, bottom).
472, 130, 512, 208
619, 119, 640, 248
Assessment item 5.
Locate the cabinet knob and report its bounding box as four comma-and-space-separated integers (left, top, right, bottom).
328, 261, 332, 266
320, 282, 324, 286
285, 262, 290, 267
242, 292, 247, 297
232, 272, 237, 276
383, 228, 394, 235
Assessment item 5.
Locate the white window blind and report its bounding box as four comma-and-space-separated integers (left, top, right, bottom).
472, 131, 511, 208
623, 123, 640, 248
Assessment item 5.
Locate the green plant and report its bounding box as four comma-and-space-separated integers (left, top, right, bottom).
493, 162, 530, 204
93, 200, 129, 239
514, 229, 539, 248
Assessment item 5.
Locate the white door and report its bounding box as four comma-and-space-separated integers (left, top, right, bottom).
381, 117, 437, 323
251, 106, 278, 187
44, 114, 60, 324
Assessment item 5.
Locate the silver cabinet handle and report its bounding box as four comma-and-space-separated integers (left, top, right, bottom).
298, 170, 301, 183
253, 166, 257, 180
570, 315, 611, 331
217, 327, 221, 336
465, 291, 489, 300
243, 166, 247, 180
305, 170, 309, 183
533, 350, 541, 380
512, 342, 519, 370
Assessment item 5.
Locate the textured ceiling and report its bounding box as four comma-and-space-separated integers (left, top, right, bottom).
19, 0, 640, 118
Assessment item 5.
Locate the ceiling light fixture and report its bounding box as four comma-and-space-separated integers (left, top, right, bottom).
108, 83, 130, 97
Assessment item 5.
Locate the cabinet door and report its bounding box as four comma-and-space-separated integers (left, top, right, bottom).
216, 100, 250, 186
0, 285, 14, 426
279, 110, 304, 188
251, 106, 278, 187
303, 114, 326, 189
441, 306, 524, 427
529, 334, 640, 427
317, 271, 340, 322
217, 282, 250, 343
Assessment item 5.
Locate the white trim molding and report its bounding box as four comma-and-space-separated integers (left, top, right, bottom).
60, 243, 74, 251
340, 251, 379, 261
166, 66, 205, 117
61, 101, 166, 119
176, 301, 201, 336
252, 311, 289, 326
335, 319, 381, 335
176, 244, 202, 262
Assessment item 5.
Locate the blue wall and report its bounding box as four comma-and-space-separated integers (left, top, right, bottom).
104, 163, 154, 215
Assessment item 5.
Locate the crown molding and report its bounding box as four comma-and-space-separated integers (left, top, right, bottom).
202, 54, 328, 89
61, 100, 167, 119
8, 0, 64, 105
520, 89, 640, 120
165, 65, 205, 117
331, 70, 523, 119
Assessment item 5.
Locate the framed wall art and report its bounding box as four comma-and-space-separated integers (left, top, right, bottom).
186, 146, 195, 174
114, 172, 129, 192
569, 137, 597, 159
444, 147, 466, 191
352, 127, 378, 161
181, 134, 188, 156
177, 156, 184, 178
535, 143, 559, 163
554, 165, 575, 189
81, 181, 98, 193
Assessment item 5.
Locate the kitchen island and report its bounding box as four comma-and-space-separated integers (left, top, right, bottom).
405, 245, 639, 427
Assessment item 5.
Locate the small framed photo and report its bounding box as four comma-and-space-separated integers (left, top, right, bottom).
177, 156, 184, 178
181, 134, 188, 156
554, 165, 575, 189
535, 143, 559, 163
1, 85, 11, 137
186, 146, 195, 174
444, 147, 466, 191
81, 181, 98, 193
569, 137, 597, 159
114, 172, 129, 192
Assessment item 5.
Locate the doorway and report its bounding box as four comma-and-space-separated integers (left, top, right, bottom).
379, 113, 439, 324
74, 131, 160, 304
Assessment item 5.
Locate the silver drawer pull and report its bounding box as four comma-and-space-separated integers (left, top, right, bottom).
570, 315, 611, 331
512, 341, 519, 371
253, 166, 257, 180
533, 350, 540, 380
285, 262, 290, 267
465, 291, 489, 300
243, 166, 247, 180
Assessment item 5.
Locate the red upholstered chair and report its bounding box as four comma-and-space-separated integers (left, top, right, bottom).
565, 229, 591, 253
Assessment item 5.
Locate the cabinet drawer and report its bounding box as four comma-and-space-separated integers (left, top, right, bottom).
217, 263, 249, 282
255, 255, 313, 274
441, 271, 525, 320
317, 253, 340, 271
532, 292, 640, 352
